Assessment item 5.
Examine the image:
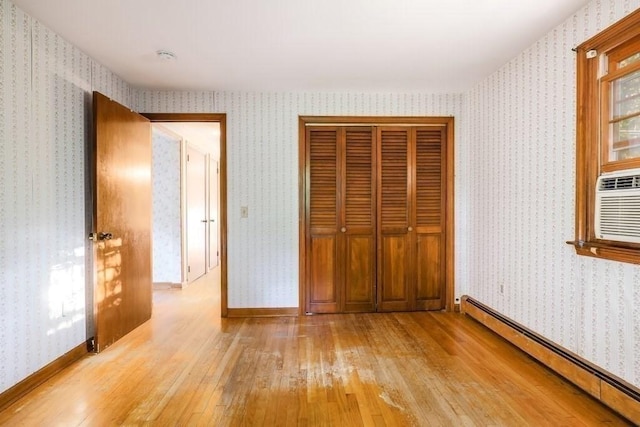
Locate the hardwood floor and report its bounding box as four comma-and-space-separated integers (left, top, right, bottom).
0, 270, 631, 426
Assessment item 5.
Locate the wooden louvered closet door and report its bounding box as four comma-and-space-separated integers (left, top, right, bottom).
377, 128, 412, 311
305, 127, 376, 313
414, 127, 446, 310
377, 126, 446, 312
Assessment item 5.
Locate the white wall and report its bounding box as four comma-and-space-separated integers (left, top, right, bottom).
0, 0, 132, 393
151, 129, 182, 284
465, 0, 640, 388
135, 90, 469, 309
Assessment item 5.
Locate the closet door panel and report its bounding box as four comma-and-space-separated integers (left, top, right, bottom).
415, 128, 445, 310
306, 128, 340, 313
343, 128, 376, 312
377, 128, 412, 311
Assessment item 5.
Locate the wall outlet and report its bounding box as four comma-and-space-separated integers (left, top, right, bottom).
240, 206, 248, 218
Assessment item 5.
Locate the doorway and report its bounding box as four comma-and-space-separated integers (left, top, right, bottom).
145, 113, 228, 317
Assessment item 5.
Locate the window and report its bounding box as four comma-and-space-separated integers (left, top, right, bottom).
573, 9, 640, 263
601, 34, 640, 171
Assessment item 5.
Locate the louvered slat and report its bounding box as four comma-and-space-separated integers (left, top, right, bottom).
309, 130, 337, 228
380, 130, 408, 227
345, 129, 373, 227
416, 129, 442, 227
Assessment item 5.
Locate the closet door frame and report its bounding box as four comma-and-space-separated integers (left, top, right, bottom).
299, 116, 455, 315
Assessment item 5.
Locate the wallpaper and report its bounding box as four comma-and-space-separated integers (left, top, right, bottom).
0, 0, 132, 394
133, 90, 215, 114
135, 90, 468, 309
466, 0, 640, 388
152, 129, 182, 284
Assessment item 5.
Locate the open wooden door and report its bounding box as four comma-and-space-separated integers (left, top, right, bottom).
92, 92, 152, 352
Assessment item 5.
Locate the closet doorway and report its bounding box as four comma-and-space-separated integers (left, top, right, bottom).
299, 116, 454, 314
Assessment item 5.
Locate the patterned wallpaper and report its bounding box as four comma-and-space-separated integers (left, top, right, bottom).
133, 90, 215, 114
135, 90, 468, 309
466, 0, 640, 388
152, 129, 182, 284
0, 0, 132, 394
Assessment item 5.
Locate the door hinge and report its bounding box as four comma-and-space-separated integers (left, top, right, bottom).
188, 265, 191, 273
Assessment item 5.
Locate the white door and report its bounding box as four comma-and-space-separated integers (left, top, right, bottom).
186, 144, 207, 282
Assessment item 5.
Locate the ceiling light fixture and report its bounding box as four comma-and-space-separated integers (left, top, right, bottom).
156, 50, 177, 61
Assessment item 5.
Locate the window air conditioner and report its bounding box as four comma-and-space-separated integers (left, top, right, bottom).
595, 169, 640, 244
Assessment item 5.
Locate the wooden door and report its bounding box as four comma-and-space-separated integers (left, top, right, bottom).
187, 145, 207, 282
377, 126, 446, 312
208, 159, 219, 270
305, 127, 376, 313
377, 128, 413, 311
342, 127, 376, 312
306, 127, 340, 313
414, 128, 446, 310
93, 92, 152, 352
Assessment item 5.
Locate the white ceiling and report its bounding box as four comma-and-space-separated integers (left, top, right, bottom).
13, 0, 591, 93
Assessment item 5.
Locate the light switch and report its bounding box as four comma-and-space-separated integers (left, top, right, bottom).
240, 206, 248, 218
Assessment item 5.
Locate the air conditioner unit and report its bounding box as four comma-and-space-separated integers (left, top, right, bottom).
595, 169, 640, 244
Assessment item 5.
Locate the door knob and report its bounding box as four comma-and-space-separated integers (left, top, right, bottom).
408, 226, 413, 232
99, 232, 113, 241
341, 227, 347, 233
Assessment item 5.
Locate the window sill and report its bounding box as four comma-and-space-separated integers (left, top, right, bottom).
566, 240, 640, 264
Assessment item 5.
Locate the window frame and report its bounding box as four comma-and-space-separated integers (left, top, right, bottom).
573, 8, 640, 264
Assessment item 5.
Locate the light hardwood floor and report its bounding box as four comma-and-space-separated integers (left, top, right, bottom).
0, 269, 631, 426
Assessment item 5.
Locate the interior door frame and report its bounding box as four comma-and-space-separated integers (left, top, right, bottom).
298, 116, 455, 314
143, 113, 228, 317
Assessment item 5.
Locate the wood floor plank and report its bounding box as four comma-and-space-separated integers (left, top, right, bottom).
0, 269, 633, 426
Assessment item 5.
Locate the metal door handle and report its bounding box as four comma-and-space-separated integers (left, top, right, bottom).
209, 219, 215, 222
408, 226, 413, 232
99, 232, 113, 241
201, 220, 208, 223
341, 227, 347, 233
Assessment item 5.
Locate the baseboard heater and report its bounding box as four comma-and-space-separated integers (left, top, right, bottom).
461, 296, 640, 423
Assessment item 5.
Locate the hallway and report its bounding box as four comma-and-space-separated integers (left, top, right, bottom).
0, 269, 629, 425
